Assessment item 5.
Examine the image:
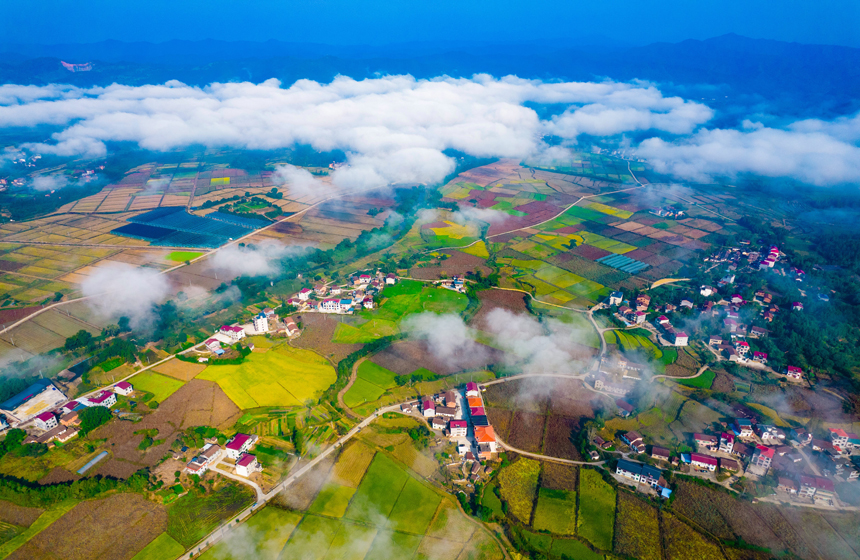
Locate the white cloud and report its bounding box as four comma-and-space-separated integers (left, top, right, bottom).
637, 126, 860, 185
208, 240, 310, 278
81, 262, 171, 329
30, 175, 68, 191
271, 164, 329, 197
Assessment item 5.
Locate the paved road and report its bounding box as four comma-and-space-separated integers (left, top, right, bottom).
211, 464, 265, 502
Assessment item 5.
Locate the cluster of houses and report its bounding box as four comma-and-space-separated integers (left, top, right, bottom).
287, 271, 397, 315
21, 381, 134, 446
615, 458, 673, 498
185, 433, 262, 478
438, 275, 466, 293
205, 309, 300, 356
413, 381, 498, 464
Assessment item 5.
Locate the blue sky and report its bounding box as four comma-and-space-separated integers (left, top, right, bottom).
1, 0, 858, 47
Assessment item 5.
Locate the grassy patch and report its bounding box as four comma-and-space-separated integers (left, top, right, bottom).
167, 484, 255, 548
308, 484, 357, 518
497, 457, 540, 523
345, 453, 409, 524
356, 361, 399, 389
283, 514, 341, 560
676, 370, 716, 389
460, 241, 490, 258
131, 371, 185, 402
532, 488, 576, 535
577, 469, 615, 551
614, 491, 662, 560
166, 251, 203, 262
131, 533, 185, 560
550, 538, 603, 560
197, 343, 336, 409
388, 477, 442, 534
343, 378, 386, 408
331, 442, 376, 488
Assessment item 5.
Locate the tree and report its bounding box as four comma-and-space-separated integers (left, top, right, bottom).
79, 406, 113, 436
118, 316, 131, 332
64, 329, 93, 351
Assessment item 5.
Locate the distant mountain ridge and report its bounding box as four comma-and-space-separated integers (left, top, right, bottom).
1, 34, 858, 119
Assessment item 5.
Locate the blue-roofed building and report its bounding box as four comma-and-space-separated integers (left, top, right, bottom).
0, 379, 66, 425
616, 459, 643, 482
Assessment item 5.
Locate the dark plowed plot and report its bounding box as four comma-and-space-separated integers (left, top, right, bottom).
7, 493, 166, 560
0, 260, 25, 272
468, 289, 528, 331
0, 305, 45, 324
270, 221, 304, 234
485, 407, 512, 440
540, 462, 578, 491
571, 244, 611, 260
483, 379, 552, 414
543, 415, 584, 460
547, 378, 600, 417
507, 411, 545, 452
91, 379, 241, 478
38, 467, 80, 485
711, 371, 736, 393
370, 340, 503, 376
292, 313, 363, 363
0, 500, 44, 527
409, 250, 492, 280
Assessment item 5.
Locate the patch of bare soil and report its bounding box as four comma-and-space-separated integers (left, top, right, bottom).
409, 250, 492, 280
37, 467, 81, 485
0, 500, 44, 527
7, 493, 167, 560
90, 379, 241, 479
369, 339, 504, 376
468, 289, 528, 331
292, 313, 362, 364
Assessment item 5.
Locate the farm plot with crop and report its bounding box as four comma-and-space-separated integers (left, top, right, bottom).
196, 506, 302, 560
388, 477, 443, 534
497, 457, 540, 523
661, 512, 726, 560
345, 453, 410, 524
132, 533, 185, 560
132, 371, 185, 403
532, 488, 576, 535
309, 484, 358, 518
576, 469, 615, 551
198, 343, 336, 409
152, 358, 207, 381
507, 411, 546, 453
167, 482, 255, 548
614, 491, 662, 560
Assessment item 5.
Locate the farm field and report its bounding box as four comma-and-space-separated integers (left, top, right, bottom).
341, 360, 401, 409
614, 491, 662, 560
576, 469, 615, 551
676, 369, 716, 389
0, 500, 78, 559
131, 533, 185, 560
131, 370, 185, 402
309, 484, 357, 518
532, 488, 576, 535
167, 482, 255, 548
497, 457, 540, 523
166, 251, 203, 262
152, 358, 208, 381
197, 343, 336, 409
198, 506, 303, 560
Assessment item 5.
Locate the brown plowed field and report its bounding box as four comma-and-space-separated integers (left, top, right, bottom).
542, 415, 584, 460
291, 313, 361, 364
0, 500, 44, 527
7, 493, 166, 560
408, 250, 492, 280
540, 462, 578, 491
507, 411, 545, 452
37, 467, 81, 485
468, 289, 528, 331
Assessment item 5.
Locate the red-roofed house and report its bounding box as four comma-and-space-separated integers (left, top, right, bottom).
694, 433, 718, 449
235, 453, 262, 477
34, 411, 57, 430
621, 431, 644, 453
672, 331, 689, 346
690, 453, 718, 471
219, 325, 246, 341
422, 399, 436, 417
475, 426, 497, 453
449, 420, 467, 438
113, 381, 133, 396
792, 302, 804, 311
470, 407, 485, 417
616, 399, 634, 418
225, 433, 257, 459
718, 432, 735, 454
753, 351, 768, 364
58, 401, 80, 415
86, 390, 117, 408
466, 382, 479, 397
734, 341, 750, 355
784, 365, 803, 381
751, 445, 774, 470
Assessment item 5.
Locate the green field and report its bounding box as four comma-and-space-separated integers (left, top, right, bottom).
388, 477, 442, 534
345, 453, 409, 523
309, 484, 357, 518
550, 537, 603, 560
356, 361, 398, 388
497, 458, 540, 523
333, 319, 399, 344
532, 488, 577, 535
166, 251, 203, 262
167, 482, 255, 548
198, 344, 336, 409
577, 469, 615, 550
343, 378, 387, 408
132, 533, 185, 560
131, 371, 185, 403
676, 369, 716, 389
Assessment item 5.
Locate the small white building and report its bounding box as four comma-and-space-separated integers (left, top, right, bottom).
34, 411, 58, 430
422, 399, 436, 418
386, 273, 397, 285
449, 420, 467, 438
253, 312, 269, 333
608, 291, 623, 306
113, 381, 133, 396
235, 453, 262, 477
85, 390, 117, 408
466, 382, 479, 397
319, 299, 341, 313
298, 288, 313, 301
